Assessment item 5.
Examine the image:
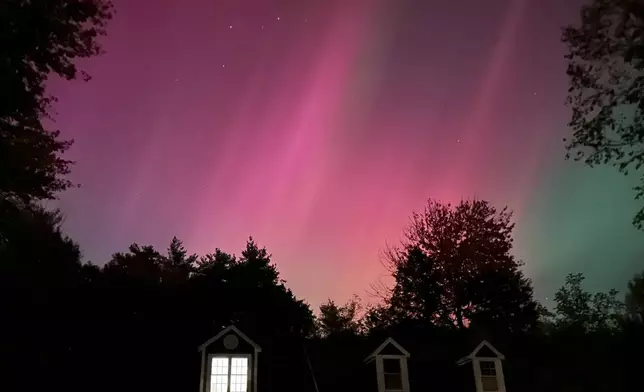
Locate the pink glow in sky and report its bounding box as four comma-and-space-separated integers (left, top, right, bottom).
51, 0, 644, 308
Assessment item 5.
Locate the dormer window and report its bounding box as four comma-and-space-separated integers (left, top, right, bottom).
198, 326, 261, 392
382, 358, 404, 391
209, 356, 250, 392
478, 360, 498, 391
365, 338, 411, 392
457, 340, 506, 392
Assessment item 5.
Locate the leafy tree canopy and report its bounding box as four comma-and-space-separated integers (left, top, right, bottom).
625, 270, 644, 322
562, 0, 644, 228
316, 295, 363, 336
0, 203, 81, 288
0, 0, 113, 204
382, 199, 538, 333
548, 273, 625, 332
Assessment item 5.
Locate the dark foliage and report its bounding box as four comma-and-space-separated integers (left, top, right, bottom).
548, 272, 626, 332
382, 199, 538, 334
316, 296, 363, 336
2, 2, 643, 391
562, 0, 644, 228
1, 216, 315, 392
0, 0, 113, 204
1, 199, 643, 392
625, 270, 644, 322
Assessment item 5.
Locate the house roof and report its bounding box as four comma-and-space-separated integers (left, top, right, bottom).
456, 340, 504, 365
198, 324, 262, 353
305, 332, 470, 392
365, 337, 410, 361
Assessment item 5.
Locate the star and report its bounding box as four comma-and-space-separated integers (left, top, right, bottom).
229, 25, 233, 29
222, 64, 226, 68
277, 17, 280, 21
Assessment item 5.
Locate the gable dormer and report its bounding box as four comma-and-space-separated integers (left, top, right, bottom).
198, 325, 261, 392
457, 340, 506, 392
365, 338, 411, 392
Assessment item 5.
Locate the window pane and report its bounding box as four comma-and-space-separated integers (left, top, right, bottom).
384, 373, 403, 390
230, 374, 247, 392
382, 358, 401, 373
479, 361, 496, 376
231, 357, 248, 375
481, 376, 499, 391
211, 357, 229, 376
211, 375, 228, 392
210, 356, 248, 392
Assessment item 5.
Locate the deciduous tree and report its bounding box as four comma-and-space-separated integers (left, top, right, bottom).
562, 0, 644, 228
625, 271, 644, 322
316, 296, 363, 336
385, 199, 538, 333
552, 272, 625, 331
0, 0, 113, 204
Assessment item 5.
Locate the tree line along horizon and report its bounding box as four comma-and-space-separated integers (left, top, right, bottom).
2, 1, 644, 391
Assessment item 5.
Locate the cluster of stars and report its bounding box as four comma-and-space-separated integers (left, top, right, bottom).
223, 16, 286, 68
172, 16, 310, 77
228, 16, 282, 30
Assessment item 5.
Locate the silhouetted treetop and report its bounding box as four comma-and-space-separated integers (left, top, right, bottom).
317, 296, 363, 336
0, 0, 113, 204
562, 0, 644, 228
0, 0, 113, 120
625, 270, 644, 322
383, 199, 537, 333
0, 204, 81, 288
549, 273, 625, 332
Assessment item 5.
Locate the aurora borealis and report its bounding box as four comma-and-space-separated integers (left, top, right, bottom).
50, 0, 644, 308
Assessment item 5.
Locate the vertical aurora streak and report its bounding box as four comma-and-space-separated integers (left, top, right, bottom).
51, 0, 644, 307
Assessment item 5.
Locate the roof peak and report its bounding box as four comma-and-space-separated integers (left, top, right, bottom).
198, 324, 262, 353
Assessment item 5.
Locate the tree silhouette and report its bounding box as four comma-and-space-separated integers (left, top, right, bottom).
0, 204, 86, 392
362, 303, 397, 331
103, 243, 165, 283
162, 236, 197, 284
562, 0, 644, 228
316, 296, 363, 336
3, 217, 644, 392
0, 0, 113, 204
625, 271, 644, 322
552, 273, 625, 332
0, 204, 81, 288
384, 199, 537, 333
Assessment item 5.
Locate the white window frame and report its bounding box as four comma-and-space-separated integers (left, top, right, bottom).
472, 358, 506, 392
206, 354, 251, 392
375, 355, 410, 392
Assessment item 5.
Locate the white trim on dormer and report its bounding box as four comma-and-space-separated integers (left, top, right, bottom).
365, 337, 411, 361
472, 358, 506, 392
375, 355, 411, 392
470, 340, 505, 360
198, 325, 261, 392
457, 340, 506, 392
198, 325, 262, 353
456, 340, 504, 365
366, 338, 411, 392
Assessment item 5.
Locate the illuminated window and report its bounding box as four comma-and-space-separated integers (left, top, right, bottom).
210, 356, 248, 392
230, 357, 248, 392
382, 358, 403, 391
479, 361, 498, 391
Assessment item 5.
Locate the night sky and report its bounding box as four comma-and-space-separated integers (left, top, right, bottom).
49, 0, 643, 308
